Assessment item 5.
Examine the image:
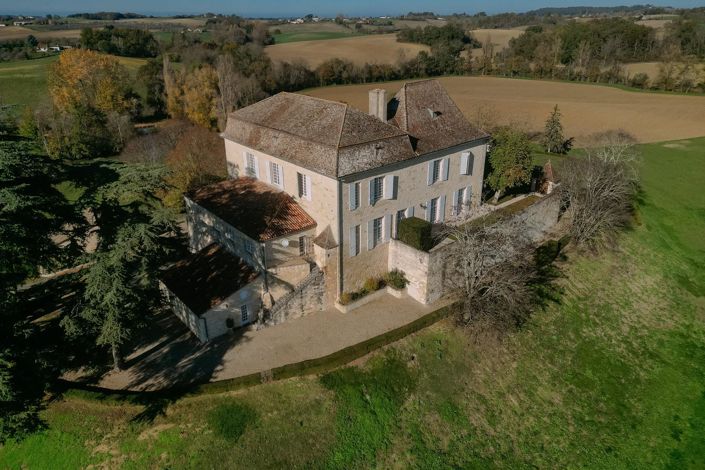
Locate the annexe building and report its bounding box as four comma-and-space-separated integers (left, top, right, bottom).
161, 79, 490, 341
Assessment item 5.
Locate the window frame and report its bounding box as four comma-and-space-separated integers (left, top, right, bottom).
370, 176, 384, 205
269, 161, 282, 188
372, 216, 383, 247
240, 304, 249, 324
352, 224, 360, 256
429, 197, 439, 223
245, 152, 257, 178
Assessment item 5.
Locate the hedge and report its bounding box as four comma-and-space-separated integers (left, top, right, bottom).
397, 216, 434, 251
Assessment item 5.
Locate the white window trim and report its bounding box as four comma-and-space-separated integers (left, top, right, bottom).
298, 172, 312, 201
268, 161, 284, 189
369, 176, 384, 205
349, 182, 360, 211
243, 151, 259, 178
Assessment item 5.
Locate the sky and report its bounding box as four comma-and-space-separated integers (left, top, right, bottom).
0, 0, 701, 17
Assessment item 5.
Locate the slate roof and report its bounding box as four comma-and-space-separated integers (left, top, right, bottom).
188, 178, 317, 241
388, 80, 489, 155
161, 244, 259, 316
222, 80, 487, 179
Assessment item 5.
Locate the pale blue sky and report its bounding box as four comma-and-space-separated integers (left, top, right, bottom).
0, 1, 699, 17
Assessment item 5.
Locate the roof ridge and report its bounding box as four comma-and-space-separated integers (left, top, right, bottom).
284, 91, 347, 108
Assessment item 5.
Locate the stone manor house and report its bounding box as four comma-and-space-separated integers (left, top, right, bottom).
160, 79, 490, 342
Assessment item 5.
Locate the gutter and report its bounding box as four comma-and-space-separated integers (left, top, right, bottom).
336, 179, 344, 299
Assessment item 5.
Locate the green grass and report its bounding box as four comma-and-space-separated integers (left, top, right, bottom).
272, 31, 360, 44
0, 55, 147, 110
1, 138, 704, 468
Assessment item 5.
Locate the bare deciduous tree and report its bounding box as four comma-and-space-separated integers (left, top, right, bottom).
442, 213, 537, 330
559, 130, 640, 248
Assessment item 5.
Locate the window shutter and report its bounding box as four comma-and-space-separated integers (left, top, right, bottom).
426, 161, 433, 185
265, 161, 272, 184
368, 180, 374, 205
349, 226, 358, 257
367, 220, 374, 250
468, 153, 475, 176
441, 158, 450, 181
425, 200, 431, 222
460, 152, 469, 175
406, 206, 414, 218
439, 195, 446, 222
305, 175, 312, 200
451, 189, 459, 214
349, 183, 357, 210
384, 214, 392, 241
464, 185, 472, 205
383, 175, 396, 199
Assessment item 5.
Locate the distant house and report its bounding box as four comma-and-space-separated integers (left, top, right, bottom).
0, 24, 7, 27
13, 21, 33, 26
163, 80, 489, 341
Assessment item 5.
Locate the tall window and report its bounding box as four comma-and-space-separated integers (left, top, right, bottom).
370, 176, 384, 205
429, 197, 439, 223
297, 172, 311, 200
372, 217, 383, 247
269, 161, 282, 187
351, 225, 360, 256
241, 304, 249, 324
454, 188, 465, 215
395, 209, 406, 238
299, 235, 308, 256
431, 159, 441, 184
350, 182, 360, 210
245, 152, 257, 177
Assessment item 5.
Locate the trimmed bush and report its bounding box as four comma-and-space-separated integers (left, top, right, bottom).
384, 269, 408, 290
397, 216, 433, 251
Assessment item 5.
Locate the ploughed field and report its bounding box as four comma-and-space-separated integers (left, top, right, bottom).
264, 34, 429, 68
305, 76, 705, 144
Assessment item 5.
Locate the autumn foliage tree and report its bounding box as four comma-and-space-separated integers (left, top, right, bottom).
46, 49, 137, 159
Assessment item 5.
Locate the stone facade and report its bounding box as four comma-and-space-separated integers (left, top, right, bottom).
160, 276, 265, 342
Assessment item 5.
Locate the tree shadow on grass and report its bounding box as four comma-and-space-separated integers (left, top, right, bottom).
531, 236, 571, 309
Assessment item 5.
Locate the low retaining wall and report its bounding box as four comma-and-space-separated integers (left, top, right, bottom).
56, 304, 454, 400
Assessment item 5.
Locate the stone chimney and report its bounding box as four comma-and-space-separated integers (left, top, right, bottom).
368, 88, 387, 122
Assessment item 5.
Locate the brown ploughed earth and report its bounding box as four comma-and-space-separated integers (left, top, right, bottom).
305, 76, 705, 144
265, 33, 430, 68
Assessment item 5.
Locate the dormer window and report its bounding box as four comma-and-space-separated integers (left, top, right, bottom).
427, 108, 442, 119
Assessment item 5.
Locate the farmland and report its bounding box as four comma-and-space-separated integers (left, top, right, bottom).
1, 136, 703, 468
265, 34, 429, 67
0, 55, 147, 109
305, 76, 705, 144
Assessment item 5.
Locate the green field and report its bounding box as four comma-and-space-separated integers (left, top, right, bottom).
1, 138, 704, 467
272, 31, 360, 44
0, 55, 148, 110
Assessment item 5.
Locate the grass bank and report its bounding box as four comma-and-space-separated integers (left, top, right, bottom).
0, 55, 147, 110
1, 138, 704, 468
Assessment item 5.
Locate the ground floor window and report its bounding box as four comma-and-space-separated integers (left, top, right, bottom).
395, 209, 406, 238
429, 197, 439, 223
241, 304, 249, 324
372, 217, 383, 247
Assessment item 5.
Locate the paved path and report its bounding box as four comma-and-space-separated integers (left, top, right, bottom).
70, 293, 450, 391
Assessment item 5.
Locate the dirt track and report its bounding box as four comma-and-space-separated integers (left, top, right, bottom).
306, 76, 705, 143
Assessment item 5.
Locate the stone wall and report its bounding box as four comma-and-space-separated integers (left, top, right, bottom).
263, 267, 326, 327
389, 193, 562, 305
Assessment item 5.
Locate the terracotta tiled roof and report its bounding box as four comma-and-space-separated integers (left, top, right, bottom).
388, 79, 488, 155
188, 178, 317, 241
161, 244, 259, 316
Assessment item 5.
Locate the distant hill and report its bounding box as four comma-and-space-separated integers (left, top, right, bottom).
67, 12, 148, 21
526, 4, 671, 16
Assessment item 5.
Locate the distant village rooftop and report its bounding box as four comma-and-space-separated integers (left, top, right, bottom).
161, 244, 259, 316
188, 177, 317, 241
222, 79, 488, 178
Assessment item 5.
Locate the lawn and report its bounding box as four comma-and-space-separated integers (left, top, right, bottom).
0, 55, 148, 110
1, 138, 704, 467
